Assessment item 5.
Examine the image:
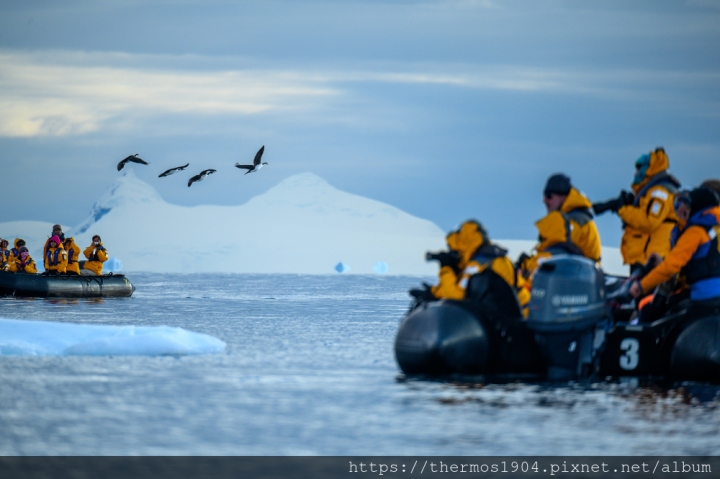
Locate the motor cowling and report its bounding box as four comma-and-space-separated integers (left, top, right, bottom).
527, 255, 609, 380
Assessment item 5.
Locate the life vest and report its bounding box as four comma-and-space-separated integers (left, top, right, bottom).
459, 244, 505, 288
542, 212, 584, 257
67, 248, 77, 264
682, 214, 720, 287
634, 172, 681, 226
11, 248, 20, 258
46, 248, 62, 266
89, 246, 105, 262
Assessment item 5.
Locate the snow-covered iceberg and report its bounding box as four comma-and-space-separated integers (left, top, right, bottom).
0, 318, 226, 356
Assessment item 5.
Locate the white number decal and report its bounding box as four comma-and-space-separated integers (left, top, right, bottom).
620, 338, 640, 370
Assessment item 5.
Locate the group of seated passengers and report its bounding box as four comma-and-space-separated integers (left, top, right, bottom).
0, 225, 108, 276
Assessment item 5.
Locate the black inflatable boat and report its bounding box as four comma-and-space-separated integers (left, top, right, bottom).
0, 271, 135, 298
395, 255, 720, 383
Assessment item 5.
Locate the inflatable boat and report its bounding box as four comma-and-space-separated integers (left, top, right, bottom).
395, 255, 720, 383
0, 271, 135, 298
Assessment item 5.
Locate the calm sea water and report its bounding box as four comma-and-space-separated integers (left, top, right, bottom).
0, 273, 718, 455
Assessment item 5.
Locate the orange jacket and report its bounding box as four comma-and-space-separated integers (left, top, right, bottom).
640, 206, 720, 293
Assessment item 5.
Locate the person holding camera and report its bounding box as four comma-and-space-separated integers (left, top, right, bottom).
593, 147, 681, 274
518, 173, 601, 279
415, 220, 530, 310
83, 235, 109, 276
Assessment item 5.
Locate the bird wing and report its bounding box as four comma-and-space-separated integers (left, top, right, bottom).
132, 157, 149, 165
253, 146, 265, 166
117, 160, 126, 171
235, 163, 253, 170
188, 176, 199, 187
179, 163, 190, 169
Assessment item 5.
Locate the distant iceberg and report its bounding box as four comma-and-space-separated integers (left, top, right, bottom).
104, 257, 123, 272
373, 262, 388, 274
334, 262, 351, 273
0, 318, 226, 357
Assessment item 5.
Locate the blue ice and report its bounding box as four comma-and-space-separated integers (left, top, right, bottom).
0, 318, 226, 356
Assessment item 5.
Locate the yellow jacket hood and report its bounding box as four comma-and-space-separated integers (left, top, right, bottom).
633, 148, 670, 192
455, 221, 486, 264
560, 187, 593, 213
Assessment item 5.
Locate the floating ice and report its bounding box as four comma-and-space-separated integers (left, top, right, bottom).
0, 318, 226, 357
105, 257, 123, 272
334, 262, 351, 273
373, 262, 388, 274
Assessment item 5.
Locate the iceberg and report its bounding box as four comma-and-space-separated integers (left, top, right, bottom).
334, 262, 351, 273
104, 257, 123, 272
0, 318, 226, 357
373, 261, 388, 274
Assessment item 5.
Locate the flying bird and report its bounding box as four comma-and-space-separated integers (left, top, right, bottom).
159, 163, 190, 178
235, 146, 268, 175
117, 154, 148, 171
188, 169, 217, 187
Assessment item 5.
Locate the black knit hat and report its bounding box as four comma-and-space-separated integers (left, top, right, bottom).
544, 173, 572, 196
689, 187, 720, 216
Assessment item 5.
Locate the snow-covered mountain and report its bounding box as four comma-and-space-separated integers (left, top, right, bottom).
0, 170, 625, 275
66, 170, 448, 274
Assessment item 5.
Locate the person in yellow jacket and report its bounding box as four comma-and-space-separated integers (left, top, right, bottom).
8, 238, 28, 265
83, 235, 108, 275
593, 147, 681, 273
44, 235, 67, 274
519, 174, 601, 279
63, 237, 82, 275
430, 220, 531, 309
0, 239, 9, 267
9, 247, 38, 274
630, 187, 720, 317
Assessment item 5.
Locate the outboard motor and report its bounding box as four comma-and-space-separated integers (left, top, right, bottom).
527, 255, 609, 380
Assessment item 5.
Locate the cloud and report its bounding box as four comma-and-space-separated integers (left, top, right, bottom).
1, 49, 717, 138
0, 50, 340, 137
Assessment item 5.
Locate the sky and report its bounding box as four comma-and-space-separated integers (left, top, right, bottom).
1, 0, 719, 248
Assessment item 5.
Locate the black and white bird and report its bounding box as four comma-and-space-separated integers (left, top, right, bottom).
187, 169, 217, 187
159, 163, 190, 178
235, 146, 268, 175
117, 154, 148, 171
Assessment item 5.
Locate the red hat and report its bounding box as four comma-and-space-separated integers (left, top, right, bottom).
50, 235, 62, 245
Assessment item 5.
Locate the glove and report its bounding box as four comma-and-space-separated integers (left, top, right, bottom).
620, 190, 635, 206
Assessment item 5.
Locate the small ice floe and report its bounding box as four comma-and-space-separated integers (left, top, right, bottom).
334, 262, 351, 273
373, 261, 388, 274
0, 318, 226, 357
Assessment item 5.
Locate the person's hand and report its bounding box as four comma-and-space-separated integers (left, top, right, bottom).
629, 280, 643, 298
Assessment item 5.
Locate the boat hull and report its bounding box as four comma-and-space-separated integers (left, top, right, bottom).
0, 271, 135, 298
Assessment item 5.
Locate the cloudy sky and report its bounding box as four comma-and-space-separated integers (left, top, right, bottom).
1, 0, 719, 247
